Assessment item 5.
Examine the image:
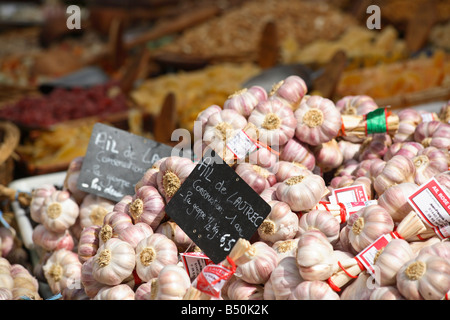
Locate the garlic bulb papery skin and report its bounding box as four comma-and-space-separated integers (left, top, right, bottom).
30, 184, 56, 224
296, 230, 337, 281
0, 288, 12, 300
79, 194, 114, 229
336, 95, 378, 116
276, 174, 326, 212
271, 161, 312, 183
235, 163, 277, 194
270, 75, 307, 110
224, 86, 267, 118
62, 287, 90, 300
93, 284, 135, 300
297, 210, 340, 245
99, 211, 133, 246
268, 256, 303, 300
414, 120, 450, 150
113, 194, 133, 216
294, 95, 342, 146
413, 146, 450, 185
80, 256, 107, 298
40, 190, 80, 233
373, 155, 416, 196
370, 286, 406, 300
258, 200, 299, 243
156, 265, 191, 300
248, 98, 297, 147
396, 253, 450, 300
374, 239, 415, 286
289, 280, 340, 300
226, 278, 264, 300
272, 238, 299, 261
345, 205, 394, 253
0, 258, 13, 291
156, 156, 196, 202
127, 186, 165, 229
338, 141, 361, 163
313, 139, 344, 173
63, 156, 88, 204
32, 224, 74, 252
78, 225, 101, 263
118, 222, 153, 249
279, 137, 316, 171
43, 249, 82, 295
193, 105, 222, 142
393, 108, 423, 143
11, 264, 40, 300
340, 272, 374, 300
418, 241, 450, 260
384, 141, 424, 162
135, 280, 157, 300
235, 241, 278, 285
358, 133, 392, 161
247, 147, 279, 169
135, 233, 178, 282
92, 238, 136, 286
378, 183, 419, 223
134, 158, 167, 192
259, 183, 280, 203
156, 220, 193, 252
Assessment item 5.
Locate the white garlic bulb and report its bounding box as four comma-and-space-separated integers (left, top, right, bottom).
127, 186, 166, 229
268, 256, 303, 300
297, 210, 340, 245
40, 190, 80, 233
289, 280, 340, 300
118, 222, 154, 249
155, 265, 191, 300
93, 284, 135, 300
258, 200, 298, 243
43, 249, 82, 295
79, 194, 114, 229
226, 278, 264, 300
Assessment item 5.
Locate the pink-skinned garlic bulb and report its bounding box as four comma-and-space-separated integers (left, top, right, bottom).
155, 265, 191, 300
312, 139, 344, 173
370, 286, 406, 300
156, 220, 193, 252
43, 248, 82, 295
235, 163, 277, 194
40, 190, 79, 233
358, 133, 392, 161
156, 156, 196, 202
271, 161, 312, 183
272, 238, 299, 261
118, 222, 153, 249
338, 141, 361, 163
135, 233, 178, 282
336, 95, 378, 116
224, 85, 267, 118
297, 210, 341, 245
378, 182, 419, 223
79, 194, 114, 229
135, 280, 157, 300
412, 146, 450, 185
279, 137, 316, 171
93, 284, 135, 300
32, 224, 74, 252
235, 241, 278, 285
248, 98, 297, 147
113, 195, 133, 216
373, 155, 416, 196
268, 256, 303, 300
77, 225, 101, 263
294, 95, 342, 146
414, 120, 450, 150
226, 278, 264, 300
383, 141, 424, 161
29, 184, 56, 224
418, 241, 450, 260
269, 75, 308, 110
63, 156, 88, 203
99, 211, 133, 246
127, 186, 166, 230
393, 108, 422, 143
134, 157, 167, 192
276, 174, 326, 212
289, 280, 340, 300
193, 104, 222, 143
258, 200, 299, 243
80, 256, 107, 298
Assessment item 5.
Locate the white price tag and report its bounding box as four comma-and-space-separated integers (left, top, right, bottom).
433, 222, 450, 240
407, 177, 450, 228
355, 234, 394, 276
342, 200, 378, 216
330, 185, 369, 215
226, 130, 257, 159
180, 252, 212, 281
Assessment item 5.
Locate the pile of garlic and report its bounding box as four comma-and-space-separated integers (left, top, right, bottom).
17, 75, 450, 300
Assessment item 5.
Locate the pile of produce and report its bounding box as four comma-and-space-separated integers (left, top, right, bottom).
2, 74, 449, 300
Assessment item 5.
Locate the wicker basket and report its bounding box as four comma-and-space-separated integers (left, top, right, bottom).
0, 121, 20, 186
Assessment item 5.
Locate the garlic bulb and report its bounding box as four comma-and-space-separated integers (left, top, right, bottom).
338, 141, 361, 163
226, 278, 264, 300
296, 230, 337, 281
345, 205, 394, 253
294, 95, 342, 146
268, 256, 303, 300
414, 120, 450, 150
32, 224, 74, 252
370, 286, 405, 300
135, 233, 178, 282
297, 210, 341, 245
235, 163, 276, 194
135, 280, 157, 300
358, 133, 392, 161
30, 184, 56, 223
412, 146, 450, 185
374, 239, 415, 286
224, 86, 267, 118
127, 186, 165, 229
248, 98, 297, 147
396, 252, 450, 300
258, 200, 298, 243
93, 284, 135, 300
118, 222, 153, 248
40, 190, 80, 233
79, 194, 114, 228
155, 265, 191, 300
378, 183, 419, 223
247, 147, 279, 169
289, 280, 340, 300
235, 241, 278, 285
193, 104, 222, 142
0, 227, 14, 258
62, 287, 90, 300
384, 141, 423, 161
313, 139, 344, 172
269, 75, 307, 109
156, 156, 196, 202
373, 155, 416, 196
271, 161, 312, 183
78, 225, 100, 263
43, 249, 82, 295
63, 156, 88, 203
135, 157, 167, 192
11, 264, 40, 300
92, 238, 136, 286
99, 211, 133, 246
279, 137, 316, 170
393, 108, 422, 143
418, 241, 450, 260
156, 220, 193, 252
272, 238, 299, 261
113, 194, 133, 216
0, 258, 13, 291
276, 174, 326, 212
340, 272, 374, 300
80, 256, 107, 298
336, 95, 378, 116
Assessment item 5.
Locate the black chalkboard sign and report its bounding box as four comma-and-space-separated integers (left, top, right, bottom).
165, 149, 271, 263
77, 123, 177, 202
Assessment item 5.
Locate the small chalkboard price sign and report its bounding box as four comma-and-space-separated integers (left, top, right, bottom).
165, 149, 271, 264
77, 123, 175, 202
